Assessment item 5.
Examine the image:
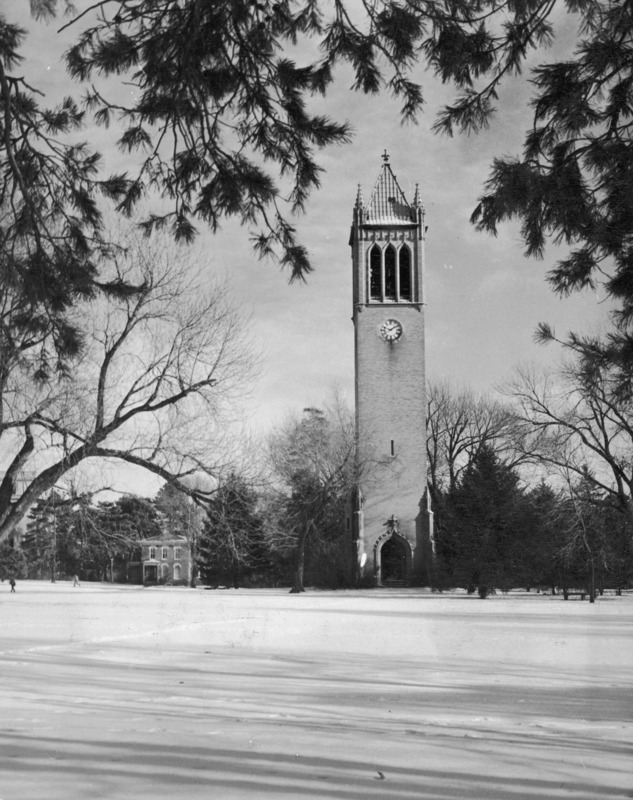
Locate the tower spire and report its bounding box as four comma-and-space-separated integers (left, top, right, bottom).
366, 157, 413, 224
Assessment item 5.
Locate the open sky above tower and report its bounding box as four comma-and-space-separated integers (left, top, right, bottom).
11, 3, 613, 440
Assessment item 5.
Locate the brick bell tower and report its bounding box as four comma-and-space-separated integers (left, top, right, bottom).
348, 153, 433, 586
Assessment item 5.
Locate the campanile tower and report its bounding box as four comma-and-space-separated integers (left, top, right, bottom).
349, 154, 432, 585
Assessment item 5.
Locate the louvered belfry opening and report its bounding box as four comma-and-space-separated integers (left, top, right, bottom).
385, 244, 397, 300
399, 245, 412, 301
370, 244, 382, 300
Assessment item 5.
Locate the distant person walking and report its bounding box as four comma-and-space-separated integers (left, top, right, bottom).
73, 575, 80, 587
9, 578, 16, 593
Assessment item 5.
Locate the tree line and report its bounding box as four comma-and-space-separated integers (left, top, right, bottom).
5, 364, 633, 597
5, 403, 357, 592
428, 369, 633, 599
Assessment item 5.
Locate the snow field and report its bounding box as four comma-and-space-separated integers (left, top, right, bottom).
0, 583, 631, 799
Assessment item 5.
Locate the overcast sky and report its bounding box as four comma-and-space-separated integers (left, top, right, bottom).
12, 2, 612, 436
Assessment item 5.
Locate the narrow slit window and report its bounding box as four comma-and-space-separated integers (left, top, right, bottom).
369, 245, 382, 300
399, 246, 412, 301
390, 439, 395, 457
385, 245, 396, 299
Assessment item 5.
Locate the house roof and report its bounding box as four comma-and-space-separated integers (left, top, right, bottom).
142, 538, 189, 546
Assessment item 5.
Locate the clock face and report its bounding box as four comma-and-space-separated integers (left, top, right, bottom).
379, 319, 403, 342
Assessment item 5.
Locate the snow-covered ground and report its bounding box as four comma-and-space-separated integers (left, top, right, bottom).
0, 582, 631, 800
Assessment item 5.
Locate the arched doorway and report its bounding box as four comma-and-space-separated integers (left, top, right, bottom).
379, 536, 408, 584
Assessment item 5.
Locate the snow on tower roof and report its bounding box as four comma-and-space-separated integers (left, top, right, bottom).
364, 153, 415, 225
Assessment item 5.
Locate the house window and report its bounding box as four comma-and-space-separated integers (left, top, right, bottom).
149, 546, 156, 560
369, 245, 381, 300
174, 547, 182, 560
173, 564, 181, 581
161, 547, 168, 560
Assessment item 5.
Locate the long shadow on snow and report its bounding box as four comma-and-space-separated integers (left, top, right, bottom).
0, 732, 627, 800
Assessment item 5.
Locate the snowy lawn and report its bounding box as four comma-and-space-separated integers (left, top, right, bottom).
0, 582, 631, 800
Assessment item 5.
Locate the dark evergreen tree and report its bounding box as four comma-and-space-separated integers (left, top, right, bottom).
22, 491, 74, 581
514, 482, 569, 592
438, 446, 527, 597
598, 503, 633, 590
0, 536, 27, 580
198, 475, 270, 588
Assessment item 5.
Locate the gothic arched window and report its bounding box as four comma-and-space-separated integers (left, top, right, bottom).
399, 245, 412, 301
385, 245, 396, 300
369, 245, 381, 300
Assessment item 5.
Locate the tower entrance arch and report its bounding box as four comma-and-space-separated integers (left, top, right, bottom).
374, 530, 412, 585
381, 536, 407, 582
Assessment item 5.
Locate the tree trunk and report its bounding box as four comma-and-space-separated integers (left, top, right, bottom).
51, 514, 57, 583
189, 532, 198, 587
290, 524, 309, 593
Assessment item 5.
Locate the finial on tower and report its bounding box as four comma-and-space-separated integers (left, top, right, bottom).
413, 183, 422, 207
355, 183, 364, 208
382, 149, 390, 164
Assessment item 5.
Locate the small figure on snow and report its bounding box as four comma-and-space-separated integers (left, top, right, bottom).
9, 578, 16, 593
73, 575, 80, 587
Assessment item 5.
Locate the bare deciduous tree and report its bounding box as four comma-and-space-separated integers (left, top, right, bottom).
198, 473, 270, 589
426, 380, 526, 500
0, 228, 255, 544
506, 353, 633, 531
